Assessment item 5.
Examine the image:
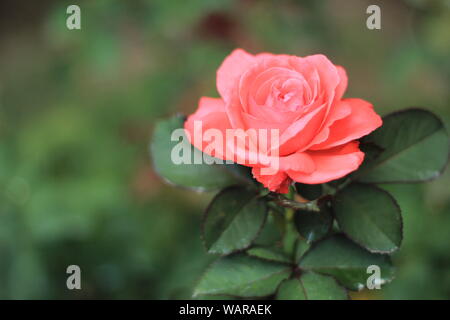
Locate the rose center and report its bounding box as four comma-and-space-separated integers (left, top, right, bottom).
278, 91, 295, 102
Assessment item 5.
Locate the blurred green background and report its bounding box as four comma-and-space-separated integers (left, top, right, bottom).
0, 0, 449, 299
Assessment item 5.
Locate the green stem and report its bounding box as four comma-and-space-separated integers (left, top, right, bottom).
267, 193, 321, 212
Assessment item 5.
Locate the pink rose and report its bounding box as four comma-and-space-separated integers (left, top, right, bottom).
184, 49, 382, 193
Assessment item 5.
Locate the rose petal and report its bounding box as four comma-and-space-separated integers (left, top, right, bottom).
184, 97, 231, 157
252, 167, 291, 193
287, 141, 364, 184
290, 54, 340, 104
185, 102, 277, 167
334, 66, 348, 102
310, 98, 382, 150
217, 49, 255, 103
279, 152, 315, 173
276, 102, 328, 155
303, 98, 352, 148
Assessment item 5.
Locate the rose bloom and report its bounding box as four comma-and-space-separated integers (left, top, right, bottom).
185, 49, 382, 193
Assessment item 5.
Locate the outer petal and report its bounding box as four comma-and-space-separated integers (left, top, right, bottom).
185, 97, 277, 167
279, 152, 315, 173
184, 97, 231, 158
287, 141, 364, 184
252, 167, 291, 194
301, 66, 350, 148
217, 49, 256, 103
251, 152, 314, 194
302, 99, 352, 149
290, 54, 340, 99
334, 66, 348, 102
311, 98, 382, 150
187, 97, 227, 119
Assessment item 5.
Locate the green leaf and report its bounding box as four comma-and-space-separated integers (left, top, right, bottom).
247, 246, 291, 264
193, 254, 291, 298
294, 206, 333, 243
277, 273, 348, 300
299, 234, 394, 291
294, 238, 310, 263
355, 108, 449, 183
193, 295, 235, 300
202, 186, 268, 255
295, 183, 323, 200
150, 115, 240, 191
253, 210, 283, 246
333, 183, 402, 253
223, 164, 257, 186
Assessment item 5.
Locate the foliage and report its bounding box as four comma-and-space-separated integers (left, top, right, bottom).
151, 109, 449, 299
